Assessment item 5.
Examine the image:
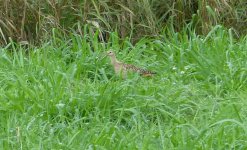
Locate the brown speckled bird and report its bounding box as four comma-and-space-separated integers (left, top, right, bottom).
106, 50, 156, 77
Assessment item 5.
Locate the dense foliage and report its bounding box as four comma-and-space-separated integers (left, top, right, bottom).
0, 0, 246, 44
0, 1, 247, 149
1, 26, 247, 149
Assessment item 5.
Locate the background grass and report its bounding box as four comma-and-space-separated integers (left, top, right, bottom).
0, 26, 247, 149
0, 0, 246, 45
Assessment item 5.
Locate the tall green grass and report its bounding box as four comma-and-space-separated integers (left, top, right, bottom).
0, 0, 246, 44
0, 26, 247, 149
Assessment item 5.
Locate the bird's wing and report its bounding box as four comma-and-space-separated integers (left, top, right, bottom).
122, 63, 156, 76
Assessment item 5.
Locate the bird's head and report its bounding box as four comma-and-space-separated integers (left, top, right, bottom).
106, 50, 115, 57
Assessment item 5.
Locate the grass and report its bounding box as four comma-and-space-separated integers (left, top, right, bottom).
0, 0, 246, 44
0, 26, 247, 149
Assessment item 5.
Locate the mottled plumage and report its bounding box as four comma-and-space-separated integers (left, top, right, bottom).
106, 50, 156, 77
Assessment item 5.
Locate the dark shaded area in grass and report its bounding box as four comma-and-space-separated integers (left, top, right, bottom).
0, 0, 246, 45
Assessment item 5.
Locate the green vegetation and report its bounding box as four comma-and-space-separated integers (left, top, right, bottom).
1, 26, 247, 149
0, 0, 246, 44
0, 0, 247, 149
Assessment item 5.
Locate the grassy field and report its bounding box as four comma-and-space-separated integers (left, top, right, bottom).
1, 0, 246, 45
1, 26, 247, 149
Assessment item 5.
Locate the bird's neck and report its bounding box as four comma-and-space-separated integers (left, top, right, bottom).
110, 56, 118, 65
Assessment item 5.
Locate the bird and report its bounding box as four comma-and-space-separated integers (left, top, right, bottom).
106, 50, 156, 78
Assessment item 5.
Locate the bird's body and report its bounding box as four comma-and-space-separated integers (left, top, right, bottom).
106, 50, 156, 77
